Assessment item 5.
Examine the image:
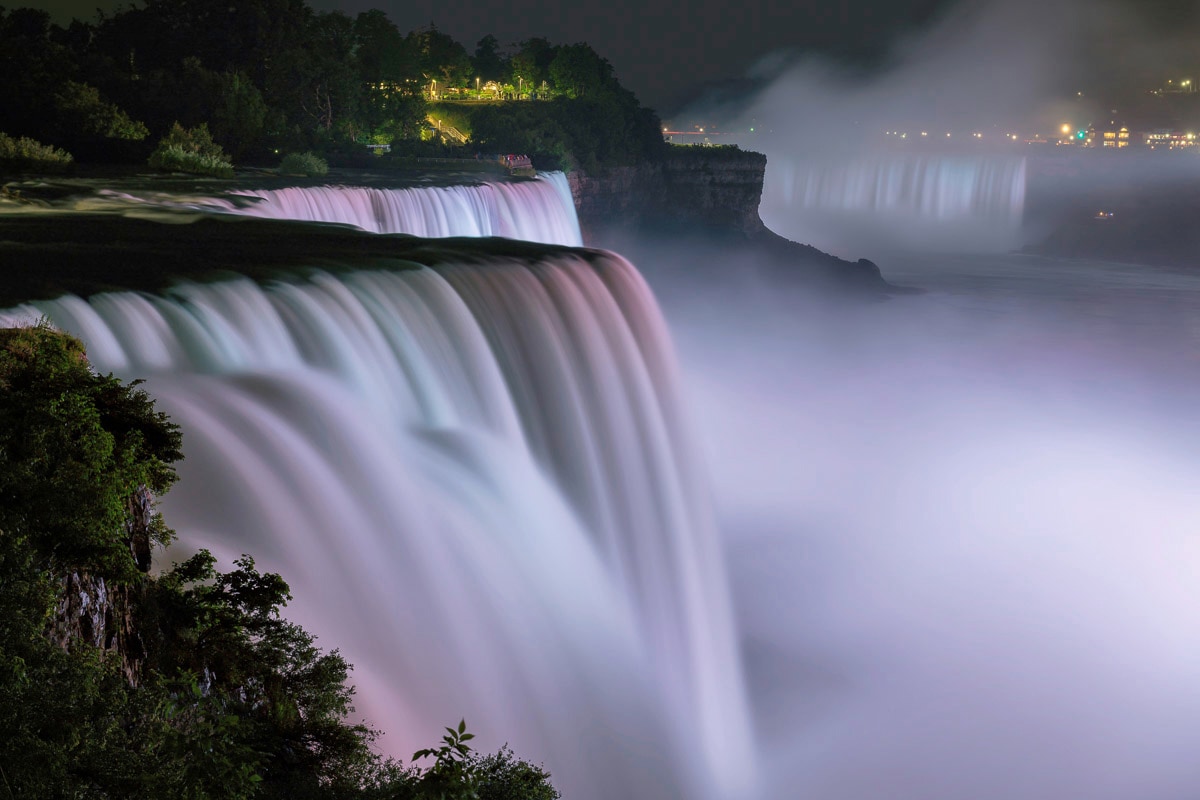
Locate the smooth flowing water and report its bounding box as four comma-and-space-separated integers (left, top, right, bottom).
1, 251, 753, 800
759, 154, 1028, 256
85, 171, 582, 247
6, 171, 1199, 800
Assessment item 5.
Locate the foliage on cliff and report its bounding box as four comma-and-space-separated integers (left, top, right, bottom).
0, 322, 560, 799
443, 92, 666, 173
0, 324, 180, 580
0, 3, 664, 169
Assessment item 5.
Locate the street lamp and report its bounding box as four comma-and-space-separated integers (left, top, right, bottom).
476, 76, 480, 97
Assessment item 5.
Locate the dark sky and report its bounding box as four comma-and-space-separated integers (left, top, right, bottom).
23, 0, 1200, 113
318, 0, 956, 111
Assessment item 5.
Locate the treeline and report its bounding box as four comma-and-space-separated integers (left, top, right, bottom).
0, 323, 559, 799
0, 2, 665, 172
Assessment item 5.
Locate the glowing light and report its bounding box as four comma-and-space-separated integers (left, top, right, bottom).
1061, 124, 1071, 135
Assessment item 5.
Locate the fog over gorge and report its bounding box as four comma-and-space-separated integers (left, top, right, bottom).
646, 251, 1200, 798
648, 2, 1200, 794
714, 0, 1200, 257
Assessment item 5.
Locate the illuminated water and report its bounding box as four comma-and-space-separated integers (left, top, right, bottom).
0, 252, 752, 800
649, 245, 1200, 800
759, 155, 1028, 256
4, 172, 1200, 799
89, 171, 582, 246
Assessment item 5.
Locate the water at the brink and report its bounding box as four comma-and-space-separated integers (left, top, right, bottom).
93, 171, 583, 247
0, 254, 754, 800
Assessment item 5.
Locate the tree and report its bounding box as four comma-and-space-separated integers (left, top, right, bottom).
411, 24, 471, 89
472, 34, 506, 83
208, 70, 270, 159
353, 9, 419, 85
53, 80, 149, 140
262, 9, 363, 145
509, 37, 554, 94
548, 43, 613, 99
0, 324, 180, 580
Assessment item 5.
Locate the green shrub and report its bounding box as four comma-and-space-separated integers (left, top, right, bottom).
53, 81, 149, 141
473, 746, 561, 800
279, 150, 329, 177
0, 132, 73, 172
148, 122, 234, 177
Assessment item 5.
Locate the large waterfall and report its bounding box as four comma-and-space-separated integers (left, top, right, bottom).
1, 252, 754, 800
759, 154, 1027, 255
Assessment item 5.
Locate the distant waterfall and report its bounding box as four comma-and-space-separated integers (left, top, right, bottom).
1, 253, 752, 800
97, 171, 582, 247
761, 154, 1027, 254
772, 155, 1026, 221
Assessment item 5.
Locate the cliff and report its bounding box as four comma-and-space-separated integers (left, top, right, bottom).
568, 147, 893, 295
567, 147, 767, 239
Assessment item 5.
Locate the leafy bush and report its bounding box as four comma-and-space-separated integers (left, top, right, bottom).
473, 746, 561, 800
366, 721, 560, 800
0, 322, 180, 579
148, 122, 234, 177
53, 81, 149, 141
279, 150, 329, 176
0, 132, 73, 172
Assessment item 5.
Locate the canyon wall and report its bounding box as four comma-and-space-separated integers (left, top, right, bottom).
567, 148, 767, 240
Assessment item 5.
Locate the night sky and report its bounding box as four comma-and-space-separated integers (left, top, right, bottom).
20, 0, 1200, 113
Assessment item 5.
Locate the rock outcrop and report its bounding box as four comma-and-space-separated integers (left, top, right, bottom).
567, 148, 767, 240
568, 147, 895, 295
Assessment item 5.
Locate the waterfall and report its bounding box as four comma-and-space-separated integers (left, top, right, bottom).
93, 171, 583, 247
760, 154, 1027, 254
1, 253, 754, 800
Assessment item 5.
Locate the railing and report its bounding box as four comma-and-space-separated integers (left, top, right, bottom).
429, 116, 469, 144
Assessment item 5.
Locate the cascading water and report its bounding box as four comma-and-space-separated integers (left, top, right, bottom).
91, 171, 582, 247
759, 154, 1028, 255
773, 155, 1026, 221
0, 253, 754, 800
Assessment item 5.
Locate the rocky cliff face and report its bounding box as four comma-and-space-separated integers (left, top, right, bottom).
44, 484, 157, 685
567, 148, 893, 295
567, 148, 767, 241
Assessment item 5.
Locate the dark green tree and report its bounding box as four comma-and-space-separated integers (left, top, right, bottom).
472, 34, 506, 83
508, 37, 555, 95
53, 80, 149, 140
411, 24, 472, 90
548, 43, 613, 99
